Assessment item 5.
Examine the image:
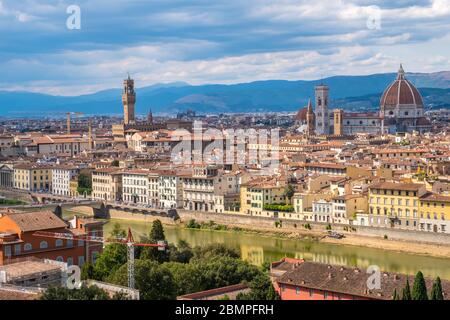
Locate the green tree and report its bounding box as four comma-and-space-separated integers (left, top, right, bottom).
402, 278, 412, 300
193, 256, 260, 290
237, 274, 280, 300
109, 259, 176, 300
192, 243, 240, 261
150, 220, 165, 240
169, 240, 194, 263
80, 262, 95, 280
392, 288, 400, 300
430, 277, 444, 300
93, 243, 127, 280
164, 256, 262, 297
164, 262, 202, 296
77, 172, 92, 196
111, 160, 120, 167
40, 284, 110, 300
186, 219, 201, 229
260, 261, 271, 272
283, 184, 295, 203
139, 220, 169, 262
412, 271, 428, 300
110, 223, 127, 240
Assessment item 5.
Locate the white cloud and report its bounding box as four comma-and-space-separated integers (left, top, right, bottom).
0, 0, 450, 95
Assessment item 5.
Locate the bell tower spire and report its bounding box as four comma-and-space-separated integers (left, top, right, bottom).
122, 75, 136, 125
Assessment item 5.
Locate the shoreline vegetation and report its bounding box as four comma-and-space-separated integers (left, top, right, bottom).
0, 198, 27, 205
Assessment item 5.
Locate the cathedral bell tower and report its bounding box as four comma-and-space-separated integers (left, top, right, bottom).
122, 75, 136, 125
315, 85, 330, 135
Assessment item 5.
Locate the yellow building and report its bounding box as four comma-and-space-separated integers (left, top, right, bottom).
366, 182, 426, 230
13, 164, 52, 192
293, 192, 331, 221
240, 178, 286, 217
92, 168, 122, 202
69, 178, 79, 197
419, 193, 450, 234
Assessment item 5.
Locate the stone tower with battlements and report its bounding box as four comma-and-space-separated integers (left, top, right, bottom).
122, 75, 136, 125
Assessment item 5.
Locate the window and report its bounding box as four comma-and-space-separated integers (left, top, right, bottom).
67, 239, 73, 247
296, 287, 300, 295
78, 256, 85, 266
67, 257, 73, 266
4, 245, 11, 257
24, 243, 32, 251
55, 239, 63, 247
56, 256, 64, 262
324, 292, 328, 299
40, 241, 48, 249
92, 251, 99, 263
14, 244, 21, 255
78, 240, 84, 247
309, 289, 314, 297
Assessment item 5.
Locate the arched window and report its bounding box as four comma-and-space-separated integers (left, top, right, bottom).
24, 243, 32, 251
56, 256, 64, 262
40, 241, 48, 249
55, 239, 63, 247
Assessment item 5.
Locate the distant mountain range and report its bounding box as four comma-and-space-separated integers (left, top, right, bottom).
1, 71, 450, 117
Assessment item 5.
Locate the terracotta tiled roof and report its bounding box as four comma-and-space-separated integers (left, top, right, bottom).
276, 261, 450, 300
369, 181, 424, 191
420, 192, 450, 203
6, 211, 67, 232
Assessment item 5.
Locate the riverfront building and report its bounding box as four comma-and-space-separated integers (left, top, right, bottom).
51, 165, 80, 197
362, 182, 426, 230
13, 163, 52, 192
0, 211, 103, 266
91, 168, 123, 202
419, 193, 450, 234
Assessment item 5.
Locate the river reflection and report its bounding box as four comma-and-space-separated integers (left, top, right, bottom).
101, 218, 450, 280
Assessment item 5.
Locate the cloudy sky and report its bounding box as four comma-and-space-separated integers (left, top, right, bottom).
1, 0, 450, 95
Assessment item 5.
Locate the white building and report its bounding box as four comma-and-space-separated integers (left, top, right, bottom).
148, 172, 160, 208
52, 166, 79, 197
159, 171, 183, 209
122, 170, 150, 205
331, 196, 348, 225
182, 165, 240, 212
312, 199, 333, 223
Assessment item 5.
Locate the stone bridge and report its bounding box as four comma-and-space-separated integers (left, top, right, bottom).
94, 202, 180, 221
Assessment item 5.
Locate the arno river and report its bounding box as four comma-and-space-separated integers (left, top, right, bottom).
100, 218, 450, 280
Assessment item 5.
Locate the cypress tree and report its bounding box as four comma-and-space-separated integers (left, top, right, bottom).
402, 278, 412, 300
392, 288, 400, 300
150, 219, 166, 242
430, 277, 444, 300
412, 271, 428, 300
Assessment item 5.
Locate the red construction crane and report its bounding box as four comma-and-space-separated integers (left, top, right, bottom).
33, 228, 167, 289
